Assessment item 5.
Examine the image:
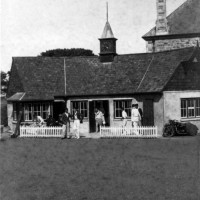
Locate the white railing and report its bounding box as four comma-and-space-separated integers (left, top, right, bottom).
20, 126, 62, 138
100, 126, 158, 138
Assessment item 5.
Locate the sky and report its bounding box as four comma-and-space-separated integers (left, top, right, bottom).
1, 0, 186, 72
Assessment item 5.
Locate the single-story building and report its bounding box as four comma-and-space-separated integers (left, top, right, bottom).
7, 45, 200, 135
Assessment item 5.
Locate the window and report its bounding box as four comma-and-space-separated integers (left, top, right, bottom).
24, 103, 33, 121
13, 103, 17, 121
24, 103, 50, 121
71, 101, 88, 118
114, 100, 132, 118
181, 98, 200, 118
42, 103, 49, 119
33, 104, 41, 119
196, 99, 200, 117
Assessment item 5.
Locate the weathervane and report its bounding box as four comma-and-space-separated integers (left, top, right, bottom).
106, 2, 108, 22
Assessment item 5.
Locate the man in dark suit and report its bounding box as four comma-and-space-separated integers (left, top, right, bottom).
46, 115, 56, 127
135, 104, 143, 126
61, 108, 71, 139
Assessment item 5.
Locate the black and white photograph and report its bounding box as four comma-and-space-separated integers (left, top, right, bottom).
1, 0, 200, 199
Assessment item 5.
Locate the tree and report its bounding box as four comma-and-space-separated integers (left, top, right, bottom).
1, 71, 10, 94
40, 48, 95, 57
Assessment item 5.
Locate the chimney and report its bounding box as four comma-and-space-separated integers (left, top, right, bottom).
156, 0, 168, 35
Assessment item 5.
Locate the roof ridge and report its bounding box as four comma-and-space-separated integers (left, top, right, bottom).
118, 46, 195, 56
13, 55, 98, 59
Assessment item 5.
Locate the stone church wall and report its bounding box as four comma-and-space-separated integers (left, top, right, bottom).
146, 37, 200, 53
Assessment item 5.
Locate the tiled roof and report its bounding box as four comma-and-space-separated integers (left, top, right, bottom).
165, 61, 200, 91
143, 0, 200, 38
7, 47, 197, 101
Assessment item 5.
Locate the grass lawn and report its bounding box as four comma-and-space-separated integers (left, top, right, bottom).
0, 136, 200, 200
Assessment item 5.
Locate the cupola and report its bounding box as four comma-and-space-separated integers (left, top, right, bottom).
99, 3, 117, 63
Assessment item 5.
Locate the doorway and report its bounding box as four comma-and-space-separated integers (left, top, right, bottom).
143, 99, 154, 126
53, 101, 66, 121
89, 100, 110, 133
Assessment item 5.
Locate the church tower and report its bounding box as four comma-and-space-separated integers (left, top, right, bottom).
156, 0, 169, 35
99, 3, 117, 63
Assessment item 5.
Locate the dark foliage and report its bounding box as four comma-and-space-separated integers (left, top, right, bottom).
1, 71, 10, 94
40, 48, 95, 57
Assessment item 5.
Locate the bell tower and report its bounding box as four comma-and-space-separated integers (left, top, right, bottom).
99, 3, 117, 63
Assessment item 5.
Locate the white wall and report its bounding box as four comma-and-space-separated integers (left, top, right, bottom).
164, 91, 200, 132
154, 96, 164, 136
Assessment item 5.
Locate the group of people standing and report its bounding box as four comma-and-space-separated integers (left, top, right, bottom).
59, 108, 83, 139
121, 103, 143, 128
34, 108, 83, 139
24, 104, 142, 139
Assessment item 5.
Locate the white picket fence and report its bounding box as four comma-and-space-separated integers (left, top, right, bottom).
100, 126, 158, 138
20, 126, 62, 138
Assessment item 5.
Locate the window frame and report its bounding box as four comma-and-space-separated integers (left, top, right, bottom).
181, 98, 200, 119
114, 100, 132, 119
71, 101, 88, 118
23, 103, 50, 121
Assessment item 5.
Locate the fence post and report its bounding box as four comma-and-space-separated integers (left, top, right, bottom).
156, 126, 158, 138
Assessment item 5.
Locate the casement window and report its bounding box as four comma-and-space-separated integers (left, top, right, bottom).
181, 98, 200, 118
24, 103, 50, 121
114, 100, 132, 118
71, 101, 88, 118
24, 103, 33, 121
13, 103, 17, 121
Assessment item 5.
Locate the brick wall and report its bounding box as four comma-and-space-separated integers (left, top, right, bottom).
146, 37, 200, 52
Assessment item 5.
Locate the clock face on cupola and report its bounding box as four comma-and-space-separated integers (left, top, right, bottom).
101, 40, 114, 52
99, 3, 117, 63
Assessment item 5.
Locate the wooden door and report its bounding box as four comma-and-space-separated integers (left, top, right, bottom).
53, 102, 66, 121
89, 101, 96, 132
143, 99, 154, 126
102, 100, 110, 126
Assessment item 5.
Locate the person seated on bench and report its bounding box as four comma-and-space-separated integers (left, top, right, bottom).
34, 114, 45, 127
